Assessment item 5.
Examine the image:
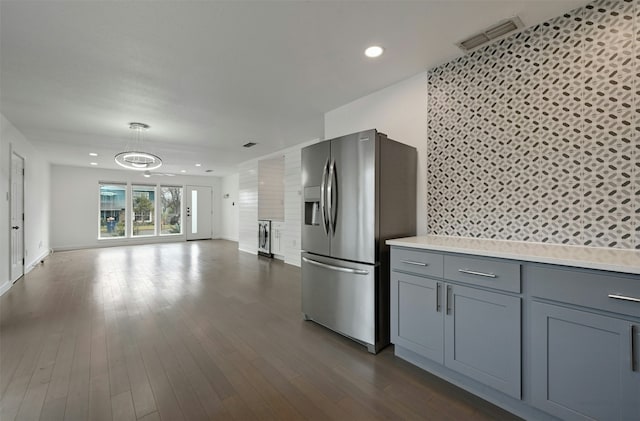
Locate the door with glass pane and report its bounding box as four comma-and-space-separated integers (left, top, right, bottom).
186, 185, 212, 240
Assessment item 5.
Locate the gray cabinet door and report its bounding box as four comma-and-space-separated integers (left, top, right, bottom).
531, 302, 640, 421
444, 284, 521, 399
391, 272, 444, 363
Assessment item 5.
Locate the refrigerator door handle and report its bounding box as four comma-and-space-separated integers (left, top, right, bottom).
320, 159, 329, 234
328, 159, 337, 235
302, 257, 369, 275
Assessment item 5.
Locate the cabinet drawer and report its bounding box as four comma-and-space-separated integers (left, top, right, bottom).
444, 255, 521, 293
526, 265, 640, 319
391, 247, 444, 278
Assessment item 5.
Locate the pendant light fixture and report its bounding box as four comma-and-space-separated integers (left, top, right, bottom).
114, 122, 163, 170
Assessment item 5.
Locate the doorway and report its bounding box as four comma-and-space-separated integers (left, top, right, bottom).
186, 185, 212, 240
10, 152, 25, 282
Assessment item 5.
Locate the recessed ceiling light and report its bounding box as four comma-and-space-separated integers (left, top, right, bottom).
89, 152, 98, 157
90, 162, 98, 166
195, 163, 201, 167
180, 170, 187, 173
364, 45, 384, 58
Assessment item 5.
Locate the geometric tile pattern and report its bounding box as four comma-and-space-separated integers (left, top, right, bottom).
427, 0, 639, 249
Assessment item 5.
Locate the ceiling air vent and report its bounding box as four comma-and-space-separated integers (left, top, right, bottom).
243, 142, 257, 148
457, 16, 524, 52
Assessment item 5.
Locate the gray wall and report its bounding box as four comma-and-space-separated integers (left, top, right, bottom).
427, 0, 638, 249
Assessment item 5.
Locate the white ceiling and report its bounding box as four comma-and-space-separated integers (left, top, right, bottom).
0, 0, 589, 176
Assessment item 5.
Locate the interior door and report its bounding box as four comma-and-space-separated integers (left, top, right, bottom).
329, 129, 376, 264
10, 153, 25, 282
186, 185, 212, 240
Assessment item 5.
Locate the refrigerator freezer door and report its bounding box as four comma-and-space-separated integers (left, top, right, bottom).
301, 141, 331, 256
329, 130, 377, 264
302, 252, 376, 348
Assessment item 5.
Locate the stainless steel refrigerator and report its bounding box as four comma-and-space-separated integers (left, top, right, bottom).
301, 129, 416, 353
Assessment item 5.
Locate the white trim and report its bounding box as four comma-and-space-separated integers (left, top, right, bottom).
285, 255, 301, 267
26, 249, 51, 273
0, 281, 11, 296
54, 236, 187, 252
238, 247, 257, 255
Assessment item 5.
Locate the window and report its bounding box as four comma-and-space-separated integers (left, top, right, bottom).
99, 183, 127, 238
160, 186, 182, 235
132, 185, 156, 237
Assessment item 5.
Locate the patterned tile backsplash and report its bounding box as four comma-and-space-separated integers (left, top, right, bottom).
427, 0, 639, 249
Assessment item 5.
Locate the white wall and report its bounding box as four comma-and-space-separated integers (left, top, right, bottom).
50, 165, 222, 250
235, 138, 317, 265
238, 161, 258, 254
324, 72, 428, 235
220, 173, 239, 241
258, 156, 285, 221
1, 113, 51, 294
282, 147, 302, 266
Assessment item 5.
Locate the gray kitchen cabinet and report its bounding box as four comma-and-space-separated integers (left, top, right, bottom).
531, 301, 640, 421
388, 241, 640, 420
391, 248, 521, 399
391, 272, 444, 363
445, 284, 521, 399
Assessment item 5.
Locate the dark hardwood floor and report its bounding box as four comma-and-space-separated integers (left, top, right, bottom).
0, 240, 520, 420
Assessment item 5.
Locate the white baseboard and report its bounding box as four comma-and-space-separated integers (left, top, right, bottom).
0, 281, 12, 296
0, 249, 52, 296
53, 237, 186, 252
238, 247, 257, 255
285, 257, 301, 267
26, 249, 52, 273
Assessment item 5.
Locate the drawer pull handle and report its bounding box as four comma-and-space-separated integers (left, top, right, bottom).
401, 260, 428, 267
608, 294, 640, 303
458, 269, 496, 278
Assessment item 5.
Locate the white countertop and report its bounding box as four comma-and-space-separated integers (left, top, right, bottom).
386, 236, 640, 275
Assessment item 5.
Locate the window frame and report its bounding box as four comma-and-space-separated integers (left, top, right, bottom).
131, 184, 157, 238
98, 182, 128, 240
159, 185, 183, 236
98, 181, 188, 241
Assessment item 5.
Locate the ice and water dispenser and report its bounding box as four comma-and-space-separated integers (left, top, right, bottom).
304, 186, 322, 226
